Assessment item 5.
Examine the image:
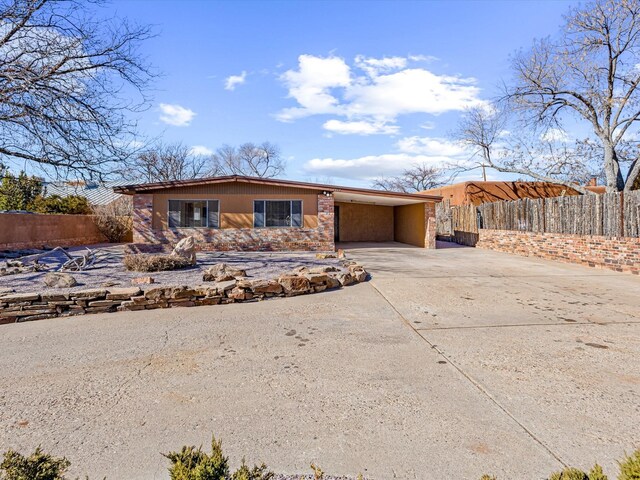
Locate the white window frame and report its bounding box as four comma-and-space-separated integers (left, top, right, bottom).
253, 199, 303, 228
167, 199, 220, 229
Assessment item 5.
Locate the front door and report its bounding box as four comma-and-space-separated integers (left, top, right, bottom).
334, 205, 340, 242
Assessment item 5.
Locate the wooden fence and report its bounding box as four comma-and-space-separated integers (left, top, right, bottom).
436, 191, 640, 246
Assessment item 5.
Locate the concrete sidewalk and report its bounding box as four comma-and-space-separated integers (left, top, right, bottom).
0, 242, 638, 479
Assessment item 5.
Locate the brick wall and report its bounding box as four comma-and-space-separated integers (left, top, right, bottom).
133, 193, 335, 252
477, 229, 640, 275
0, 213, 107, 251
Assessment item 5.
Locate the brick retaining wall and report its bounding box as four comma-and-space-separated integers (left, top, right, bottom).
476, 229, 640, 275
0, 213, 107, 251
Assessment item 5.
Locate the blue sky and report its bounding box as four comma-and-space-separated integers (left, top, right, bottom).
112, 0, 575, 187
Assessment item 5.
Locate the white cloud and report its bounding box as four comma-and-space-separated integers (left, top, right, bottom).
323, 119, 399, 136
277, 54, 351, 122
304, 135, 472, 182
159, 103, 196, 127
396, 136, 466, 156
225, 71, 247, 91
276, 54, 485, 134
190, 145, 213, 156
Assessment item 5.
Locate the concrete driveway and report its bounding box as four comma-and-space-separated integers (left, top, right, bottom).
0, 242, 638, 479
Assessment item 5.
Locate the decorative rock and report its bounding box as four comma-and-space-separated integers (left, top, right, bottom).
309, 266, 339, 274
0, 292, 40, 303
106, 287, 142, 300
43, 272, 77, 288
316, 253, 337, 259
352, 269, 367, 282
278, 275, 311, 296
228, 287, 252, 301
71, 289, 106, 300
249, 279, 282, 294
304, 273, 329, 285
101, 281, 119, 288
145, 287, 168, 300
337, 249, 346, 259
132, 276, 155, 285
170, 286, 197, 299
203, 263, 247, 282
41, 292, 70, 302
171, 236, 197, 265
213, 280, 236, 294
325, 276, 341, 289
336, 272, 355, 286
87, 300, 120, 307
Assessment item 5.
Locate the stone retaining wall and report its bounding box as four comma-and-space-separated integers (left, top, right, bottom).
477, 229, 640, 275
0, 262, 367, 325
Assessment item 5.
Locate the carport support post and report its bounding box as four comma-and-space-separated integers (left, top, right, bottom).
425, 202, 436, 249
317, 192, 335, 251
133, 194, 155, 244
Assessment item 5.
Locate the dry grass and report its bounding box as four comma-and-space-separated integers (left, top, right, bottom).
123, 253, 192, 272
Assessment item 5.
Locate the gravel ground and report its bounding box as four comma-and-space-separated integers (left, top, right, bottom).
1, 244, 346, 294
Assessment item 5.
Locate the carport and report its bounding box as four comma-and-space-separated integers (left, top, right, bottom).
331, 189, 439, 248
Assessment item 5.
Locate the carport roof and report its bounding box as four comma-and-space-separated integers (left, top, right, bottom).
114, 175, 442, 203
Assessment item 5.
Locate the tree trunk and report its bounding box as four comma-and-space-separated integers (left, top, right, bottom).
603, 141, 624, 192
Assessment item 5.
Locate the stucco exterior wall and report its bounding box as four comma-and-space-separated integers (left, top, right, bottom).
0, 214, 107, 251
335, 202, 394, 242
394, 203, 426, 247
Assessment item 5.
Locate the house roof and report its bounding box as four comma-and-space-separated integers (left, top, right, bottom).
114, 175, 442, 203
44, 180, 128, 206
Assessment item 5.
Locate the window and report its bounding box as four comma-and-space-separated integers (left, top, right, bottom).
254, 200, 302, 227
168, 200, 219, 228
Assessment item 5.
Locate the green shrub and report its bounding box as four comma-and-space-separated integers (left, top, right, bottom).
619, 450, 640, 480
230, 460, 273, 480
29, 195, 91, 215
123, 253, 191, 272
0, 447, 70, 480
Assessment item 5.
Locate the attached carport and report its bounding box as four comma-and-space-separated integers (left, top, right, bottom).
331, 190, 440, 248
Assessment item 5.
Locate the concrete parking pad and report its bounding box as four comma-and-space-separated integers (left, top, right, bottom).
0, 242, 638, 479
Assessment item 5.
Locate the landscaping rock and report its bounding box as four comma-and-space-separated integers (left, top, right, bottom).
0, 292, 40, 303
304, 272, 329, 284
101, 281, 119, 288
202, 263, 247, 282
132, 276, 154, 285
228, 287, 252, 301
352, 268, 367, 282
336, 272, 355, 286
309, 266, 340, 274
106, 287, 142, 300
171, 236, 197, 265
278, 275, 311, 296
214, 279, 236, 294
43, 272, 77, 288
144, 287, 168, 301
41, 292, 70, 302
71, 289, 107, 300
249, 279, 282, 294
325, 276, 341, 289
316, 252, 337, 259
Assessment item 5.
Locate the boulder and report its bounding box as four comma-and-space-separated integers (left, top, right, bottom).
316, 253, 337, 259
171, 236, 197, 265
336, 272, 355, 286
43, 272, 77, 288
202, 263, 247, 282
132, 276, 154, 285
325, 276, 341, 289
352, 268, 367, 283
278, 275, 311, 296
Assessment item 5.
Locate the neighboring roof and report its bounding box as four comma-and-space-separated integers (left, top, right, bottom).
43, 180, 128, 206
114, 175, 442, 202
421, 181, 583, 206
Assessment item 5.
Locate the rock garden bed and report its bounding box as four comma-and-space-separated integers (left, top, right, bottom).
0, 243, 368, 325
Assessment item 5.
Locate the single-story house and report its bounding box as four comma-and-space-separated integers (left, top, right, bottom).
114, 175, 442, 252
421, 180, 604, 206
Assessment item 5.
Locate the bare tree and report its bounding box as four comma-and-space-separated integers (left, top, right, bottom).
453, 105, 601, 193
451, 105, 507, 182
126, 143, 210, 182
0, 0, 154, 178
211, 142, 285, 178
372, 163, 444, 193
506, 0, 640, 192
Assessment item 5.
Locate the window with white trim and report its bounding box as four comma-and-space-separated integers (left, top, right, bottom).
253, 200, 302, 227
168, 200, 219, 228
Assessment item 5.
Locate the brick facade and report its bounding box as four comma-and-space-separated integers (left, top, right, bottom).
477, 229, 640, 275
133, 193, 335, 252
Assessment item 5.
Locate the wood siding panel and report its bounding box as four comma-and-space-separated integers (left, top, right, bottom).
150, 184, 319, 230
394, 203, 426, 247
335, 202, 394, 242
